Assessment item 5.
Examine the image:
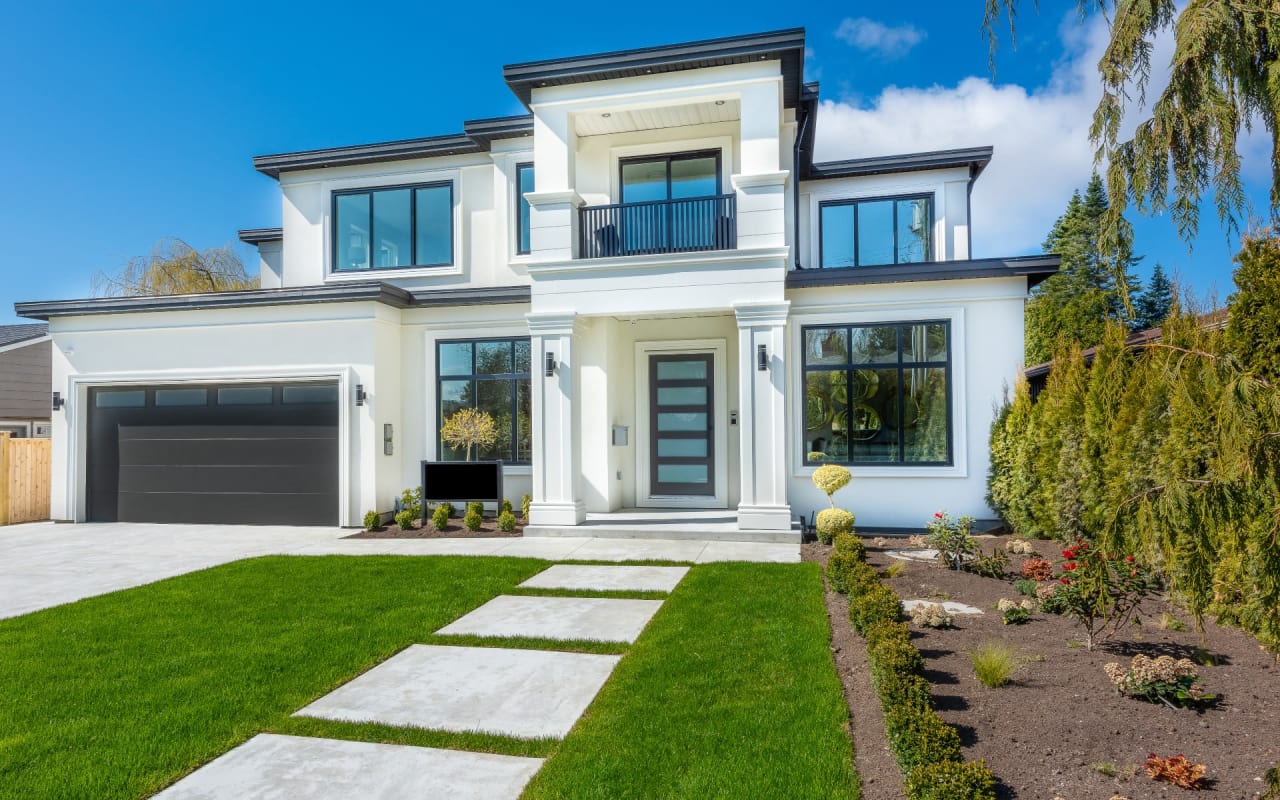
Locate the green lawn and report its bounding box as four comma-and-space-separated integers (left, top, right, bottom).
0, 556, 857, 799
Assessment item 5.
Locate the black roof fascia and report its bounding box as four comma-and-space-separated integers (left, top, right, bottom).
253, 134, 485, 179
807, 146, 994, 183
503, 28, 807, 108
462, 115, 534, 149
14, 283, 532, 321
786, 254, 1061, 290
237, 227, 283, 245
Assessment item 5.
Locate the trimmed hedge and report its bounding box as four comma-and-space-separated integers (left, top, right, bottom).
825, 542, 997, 799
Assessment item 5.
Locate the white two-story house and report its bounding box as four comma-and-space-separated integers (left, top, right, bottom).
16, 28, 1057, 539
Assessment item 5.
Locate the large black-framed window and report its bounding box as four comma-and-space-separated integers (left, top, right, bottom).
332, 181, 453, 272
437, 337, 531, 463
515, 163, 534, 255
802, 321, 951, 466
619, 149, 722, 203
819, 194, 933, 268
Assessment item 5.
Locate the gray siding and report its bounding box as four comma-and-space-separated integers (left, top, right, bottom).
0, 340, 51, 420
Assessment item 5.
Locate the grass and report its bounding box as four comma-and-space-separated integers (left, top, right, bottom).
970, 640, 1022, 688
883, 561, 906, 578
0, 555, 545, 799
522, 562, 859, 799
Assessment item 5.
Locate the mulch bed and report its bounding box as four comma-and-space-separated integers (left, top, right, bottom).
344, 518, 524, 539
812, 535, 1280, 798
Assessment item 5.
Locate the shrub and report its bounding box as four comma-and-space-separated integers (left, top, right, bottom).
497, 510, 517, 532
362, 510, 381, 531
826, 550, 863, 594
500, 498, 513, 515
816, 508, 855, 544
997, 598, 1033, 625
1055, 538, 1160, 650
968, 549, 1009, 579
970, 641, 1020, 687
466, 501, 484, 517
521, 493, 532, 520
911, 603, 954, 629
926, 511, 979, 570
1103, 654, 1215, 708
849, 584, 902, 634
1143, 754, 1208, 789
1014, 578, 1039, 597
438, 501, 456, 519
1037, 582, 1067, 613
1005, 538, 1036, 555
884, 561, 906, 578
464, 508, 483, 531
394, 510, 416, 531
431, 505, 450, 531
812, 463, 852, 497
905, 760, 997, 800
1020, 558, 1054, 581
399, 486, 423, 518
868, 622, 925, 684
884, 705, 963, 773
833, 532, 867, 561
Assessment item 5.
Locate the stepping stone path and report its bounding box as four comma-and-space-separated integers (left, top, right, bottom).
155, 564, 690, 798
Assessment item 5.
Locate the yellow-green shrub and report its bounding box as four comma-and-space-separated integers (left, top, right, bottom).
905, 760, 997, 800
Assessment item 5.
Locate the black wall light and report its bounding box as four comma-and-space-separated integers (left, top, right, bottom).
52, 391, 64, 411
544, 351, 556, 377
757, 344, 769, 371
354, 384, 367, 406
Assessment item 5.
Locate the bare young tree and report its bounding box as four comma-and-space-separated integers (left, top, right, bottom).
92, 238, 257, 297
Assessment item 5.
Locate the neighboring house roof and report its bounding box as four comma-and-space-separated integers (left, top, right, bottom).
0, 323, 48, 349
787, 255, 1061, 290
13, 284, 531, 321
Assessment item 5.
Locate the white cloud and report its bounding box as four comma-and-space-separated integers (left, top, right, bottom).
815, 14, 1130, 256
835, 17, 926, 59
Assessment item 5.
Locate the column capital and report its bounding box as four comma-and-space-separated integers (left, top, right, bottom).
526, 312, 584, 336
525, 190, 584, 209
733, 301, 790, 327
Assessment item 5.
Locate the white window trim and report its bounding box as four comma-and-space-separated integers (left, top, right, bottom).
788, 306, 968, 480
804, 175, 948, 269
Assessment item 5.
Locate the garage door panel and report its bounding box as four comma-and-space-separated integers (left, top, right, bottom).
117, 463, 338, 495
118, 428, 337, 468
117, 490, 334, 526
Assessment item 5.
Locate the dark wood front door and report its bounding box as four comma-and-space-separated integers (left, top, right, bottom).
649, 354, 714, 496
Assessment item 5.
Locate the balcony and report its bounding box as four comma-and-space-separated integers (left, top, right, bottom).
578, 194, 736, 260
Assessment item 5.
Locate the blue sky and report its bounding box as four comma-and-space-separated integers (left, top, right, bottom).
0, 1, 1270, 325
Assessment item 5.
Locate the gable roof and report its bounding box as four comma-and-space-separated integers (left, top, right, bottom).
0, 323, 48, 349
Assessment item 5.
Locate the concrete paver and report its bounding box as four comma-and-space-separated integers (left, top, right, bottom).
151, 733, 543, 800
518, 564, 688, 592
294, 645, 620, 739
436, 594, 663, 643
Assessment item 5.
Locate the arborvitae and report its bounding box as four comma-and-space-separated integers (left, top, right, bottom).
1133, 262, 1175, 331
1079, 323, 1133, 534
1025, 340, 1089, 540
988, 379, 1039, 536
1225, 231, 1280, 383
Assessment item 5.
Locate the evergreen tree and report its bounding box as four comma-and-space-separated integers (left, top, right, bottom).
1133, 263, 1175, 331
1225, 231, 1280, 384
1025, 175, 1141, 364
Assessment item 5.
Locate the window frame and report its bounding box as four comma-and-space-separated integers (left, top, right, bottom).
800, 320, 953, 467
436, 336, 532, 465
330, 180, 454, 273
618, 149, 724, 204
817, 193, 935, 269
515, 162, 533, 256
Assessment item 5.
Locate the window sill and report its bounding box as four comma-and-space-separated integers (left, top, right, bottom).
328, 264, 462, 282
795, 463, 966, 479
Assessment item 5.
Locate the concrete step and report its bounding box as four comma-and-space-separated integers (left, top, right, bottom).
523, 523, 801, 544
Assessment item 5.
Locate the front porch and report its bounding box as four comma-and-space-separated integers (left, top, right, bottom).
524, 508, 802, 544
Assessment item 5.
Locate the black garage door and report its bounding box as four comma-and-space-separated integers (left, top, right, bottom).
87, 382, 339, 525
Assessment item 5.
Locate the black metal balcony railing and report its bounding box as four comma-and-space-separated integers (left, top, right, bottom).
578, 194, 736, 259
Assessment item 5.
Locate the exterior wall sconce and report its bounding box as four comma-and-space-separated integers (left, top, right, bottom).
52, 391, 64, 411
544, 351, 557, 377
757, 344, 769, 371
355, 384, 367, 406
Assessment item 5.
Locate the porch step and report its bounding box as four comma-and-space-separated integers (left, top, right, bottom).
523, 522, 802, 544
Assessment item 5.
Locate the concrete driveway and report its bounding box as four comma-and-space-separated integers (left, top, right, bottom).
0, 522, 799, 620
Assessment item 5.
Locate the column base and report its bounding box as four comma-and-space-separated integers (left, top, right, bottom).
736, 504, 794, 531
528, 501, 587, 527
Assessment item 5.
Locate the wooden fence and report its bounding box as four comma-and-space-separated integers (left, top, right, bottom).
0, 432, 52, 525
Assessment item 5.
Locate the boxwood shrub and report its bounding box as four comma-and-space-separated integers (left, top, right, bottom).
905, 760, 997, 800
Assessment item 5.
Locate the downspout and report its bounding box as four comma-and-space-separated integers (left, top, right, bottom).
793, 104, 810, 269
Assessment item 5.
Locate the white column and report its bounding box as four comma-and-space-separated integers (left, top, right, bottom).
526, 107, 582, 263
527, 312, 586, 526
734, 301, 791, 531
732, 79, 789, 252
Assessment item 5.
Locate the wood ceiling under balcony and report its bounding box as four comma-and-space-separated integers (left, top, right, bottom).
574, 99, 740, 137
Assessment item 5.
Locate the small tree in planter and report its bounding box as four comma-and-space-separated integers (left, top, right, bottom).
441, 408, 498, 461
812, 464, 854, 544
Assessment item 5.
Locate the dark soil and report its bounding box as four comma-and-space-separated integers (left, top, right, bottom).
345, 518, 523, 539
804, 541, 904, 799
859, 535, 1280, 798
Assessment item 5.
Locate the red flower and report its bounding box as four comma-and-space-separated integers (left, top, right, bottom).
1060, 576, 1072, 584
1062, 562, 1077, 571
934, 512, 943, 518
1062, 548, 1077, 559
1125, 555, 1135, 563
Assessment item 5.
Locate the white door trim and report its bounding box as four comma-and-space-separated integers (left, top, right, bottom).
634, 338, 728, 509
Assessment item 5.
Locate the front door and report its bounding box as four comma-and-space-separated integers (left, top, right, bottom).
649, 354, 715, 496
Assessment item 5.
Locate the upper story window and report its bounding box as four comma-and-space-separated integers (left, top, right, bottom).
620, 151, 720, 203
332, 182, 452, 272
819, 195, 932, 268
516, 163, 533, 256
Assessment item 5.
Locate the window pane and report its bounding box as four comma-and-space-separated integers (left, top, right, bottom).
849, 369, 899, 462
516, 379, 532, 462
282, 385, 338, 404
476, 379, 513, 460
805, 369, 848, 462
438, 379, 472, 461
849, 326, 899, 364
669, 156, 717, 199
805, 327, 848, 366
657, 438, 708, 458
335, 193, 370, 271
371, 189, 411, 268
896, 198, 931, 263
657, 464, 709, 484
857, 200, 895, 266
95, 389, 145, 408
415, 185, 452, 266
820, 205, 855, 268
218, 386, 273, 405
655, 359, 707, 380
903, 367, 948, 462
476, 340, 513, 375
154, 388, 207, 407
513, 340, 531, 374
516, 163, 533, 255
438, 342, 473, 376
657, 412, 707, 432
657, 386, 707, 406
903, 324, 948, 363
622, 160, 669, 203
